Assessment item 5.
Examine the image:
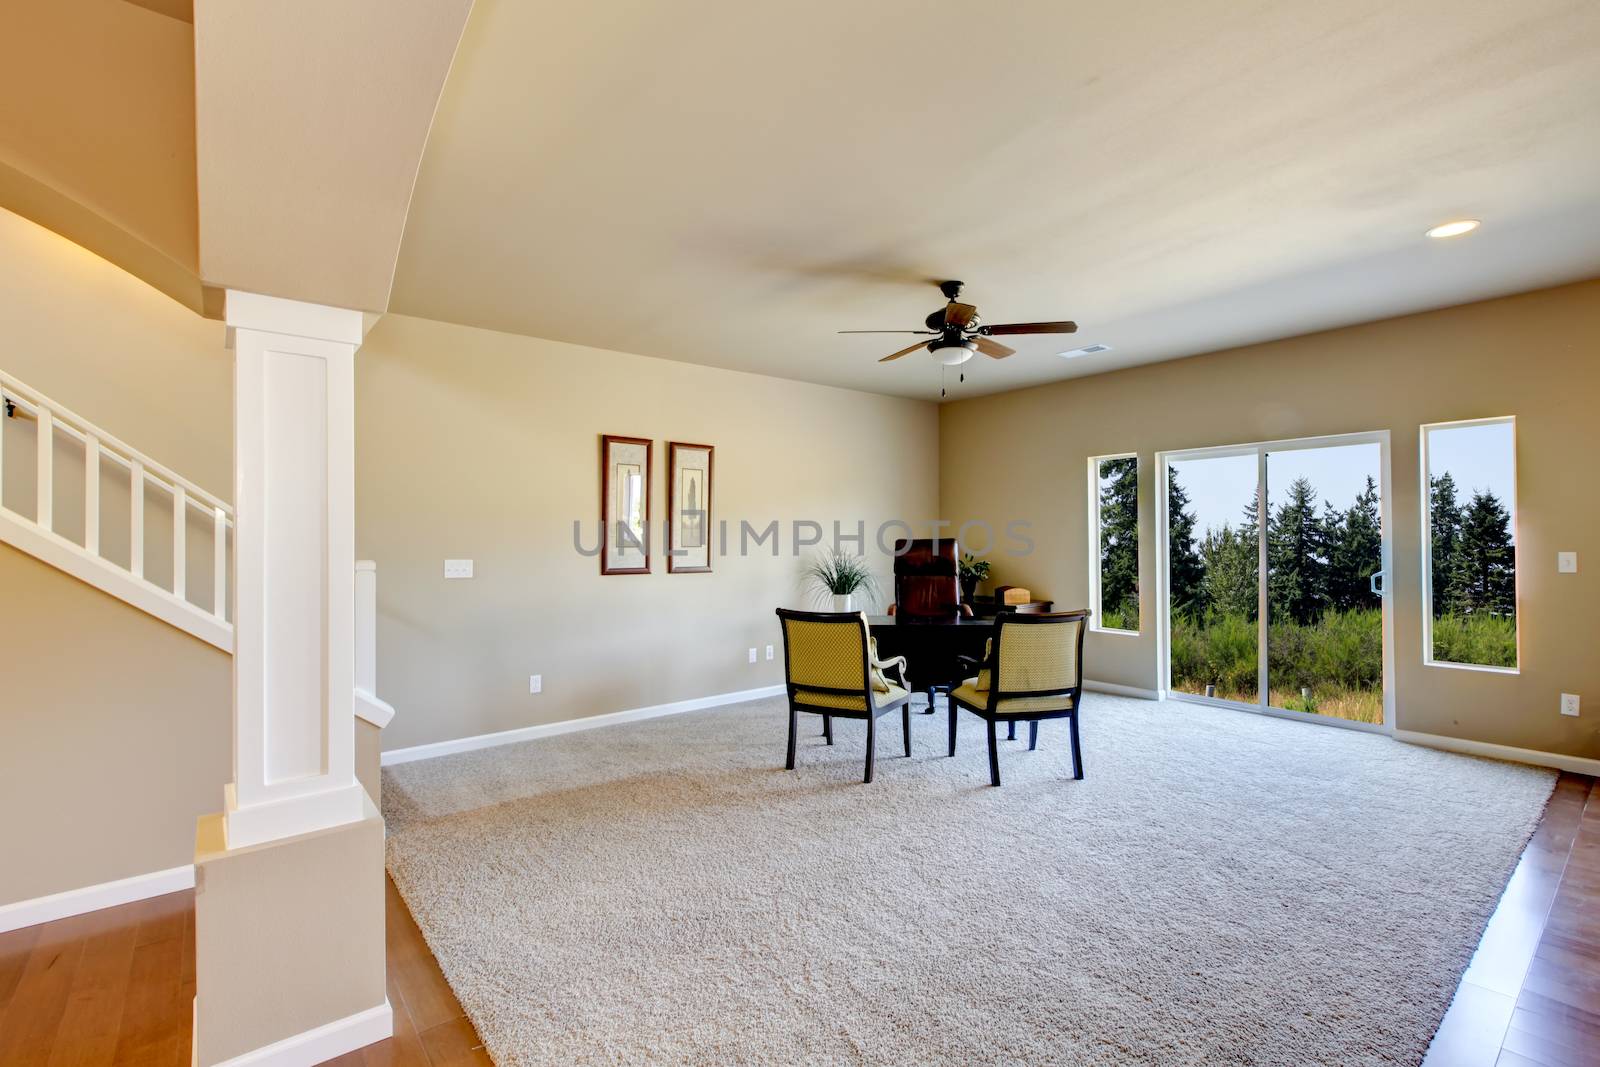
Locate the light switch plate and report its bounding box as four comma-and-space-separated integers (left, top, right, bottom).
1558, 552, 1578, 573
1561, 693, 1580, 717
444, 559, 474, 579
765, 644, 774, 661
748, 648, 757, 664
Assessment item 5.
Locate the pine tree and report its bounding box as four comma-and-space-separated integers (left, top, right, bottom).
1097, 458, 1140, 625
1326, 476, 1381, 612
1267, 476, 1328, 625
1429, 473, 1464, 619
1167, 476, 1206, 620
1455, 489, 1516, 616
1200, 523, 1257, 619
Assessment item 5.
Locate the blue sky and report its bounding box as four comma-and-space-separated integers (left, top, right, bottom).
1163, 422, 1515, 540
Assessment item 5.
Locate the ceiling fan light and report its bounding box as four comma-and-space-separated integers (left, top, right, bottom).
930, 341, 976, 366
1425, 219, 1480, 239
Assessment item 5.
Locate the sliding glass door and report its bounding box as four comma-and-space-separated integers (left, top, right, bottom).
1162, 433, 1392, 731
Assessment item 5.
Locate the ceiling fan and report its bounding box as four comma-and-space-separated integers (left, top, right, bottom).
841, 280, 1077, 365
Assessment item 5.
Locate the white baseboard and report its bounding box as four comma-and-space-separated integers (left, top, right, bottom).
382, 684, 787, 766
199, 999, 392, 1067
1083, 679, 1160, 700
0, 863, 195, 934
1394, 730, 1600, 776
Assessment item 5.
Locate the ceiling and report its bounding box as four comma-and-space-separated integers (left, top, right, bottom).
390, 0, 1600, 401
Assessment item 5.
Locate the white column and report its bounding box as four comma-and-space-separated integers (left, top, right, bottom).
223, 290, 365, 850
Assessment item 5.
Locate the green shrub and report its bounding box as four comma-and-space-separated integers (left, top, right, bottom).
1172, 609, 1386, 722
1431, 613, 1516, 668
1100, 596, 1139, 632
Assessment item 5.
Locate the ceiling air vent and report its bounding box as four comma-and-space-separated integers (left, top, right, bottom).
1059, 343, 1112, 358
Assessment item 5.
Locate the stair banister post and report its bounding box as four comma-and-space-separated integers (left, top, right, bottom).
355, 560, 377, 696
84, 435, 99, 555
36, 407, 52, 531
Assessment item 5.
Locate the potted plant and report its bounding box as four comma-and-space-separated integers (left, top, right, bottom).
804, 549, 878, 612
958, 552, 991, 603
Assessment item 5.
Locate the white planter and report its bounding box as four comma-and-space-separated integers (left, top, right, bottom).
831, 594, 855, 613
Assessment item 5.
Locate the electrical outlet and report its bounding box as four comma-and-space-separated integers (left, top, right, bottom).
1558, 552, 1578, 573
529, 674, 542, 694
748, 647, 757, 664
444, 559, 474, 579
1560, 693, 1580, 717
765, 644, 774, 661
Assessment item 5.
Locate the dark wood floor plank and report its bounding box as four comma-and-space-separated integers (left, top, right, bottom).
131, 894, 188, 951
358, 975, 433, 1067
109, 933, 185, 1067
0, 923, 42, 1018
1509, 1004, 1600, 1054
0, 912, 98, 1067
384, 882, 466, 1034
417, 1016, 492, 1067
1497, 1051, 1550, 1067
45, 908, 142, 1067
1501, 1018, 1600, 1067
1423, 979, 1516, 1067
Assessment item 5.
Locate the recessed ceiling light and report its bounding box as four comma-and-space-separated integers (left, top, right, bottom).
1059, 343, 1112, 358
1425, 219, 1480, 239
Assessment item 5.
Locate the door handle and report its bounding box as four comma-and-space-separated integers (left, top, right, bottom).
1370, 570, 1387, 596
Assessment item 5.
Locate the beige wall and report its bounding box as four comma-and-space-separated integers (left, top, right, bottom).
356, 314, 941, 751
0, 206, 232, 907
0, 207, 230, 496
940, 280, 1600, 760
0, 0, 201, 309
0, 543, 230, 906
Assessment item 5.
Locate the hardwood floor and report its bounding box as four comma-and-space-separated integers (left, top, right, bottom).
0, 876, 487, 1066
1, 773, 1595, 1065
1425, 772, 1600, 1067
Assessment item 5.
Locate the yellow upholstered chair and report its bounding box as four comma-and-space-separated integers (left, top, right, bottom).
775, 609, 913, 783
948, 610, 1090, 786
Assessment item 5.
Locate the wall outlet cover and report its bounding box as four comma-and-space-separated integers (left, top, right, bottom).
444, 559, 474, 579
529, 674, 542, 694
1560, 693, 1580, 717
747, 648, 757, 664
765, 644, 774, 660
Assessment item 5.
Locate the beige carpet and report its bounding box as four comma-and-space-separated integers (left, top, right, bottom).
382, 694, 1555, 1066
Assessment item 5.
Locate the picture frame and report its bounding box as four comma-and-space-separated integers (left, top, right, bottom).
667, 441, 714, 573
600, 434, 651, 575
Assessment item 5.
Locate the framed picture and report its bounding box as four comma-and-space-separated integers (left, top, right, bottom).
667, 441, 714, 573
600, 434, 651, 574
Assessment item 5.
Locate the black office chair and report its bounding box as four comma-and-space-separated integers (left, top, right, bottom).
892, 538, 971, 714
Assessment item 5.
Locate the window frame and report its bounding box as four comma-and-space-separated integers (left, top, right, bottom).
1419, 416, 1520, 675
1087, 452, 1141, 636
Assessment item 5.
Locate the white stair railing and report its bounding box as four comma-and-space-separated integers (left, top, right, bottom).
0, 368, 233, 651
2, 368, 394, 731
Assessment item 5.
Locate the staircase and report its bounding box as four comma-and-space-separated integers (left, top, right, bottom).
1, 368, 233, 650
0, 366, 393, 726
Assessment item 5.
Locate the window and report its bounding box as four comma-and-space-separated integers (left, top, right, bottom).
1422, 418, 1518, 671
1090, 454, 1139, 633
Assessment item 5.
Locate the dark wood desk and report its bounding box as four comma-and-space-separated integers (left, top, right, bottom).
867, 615, 994, 711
